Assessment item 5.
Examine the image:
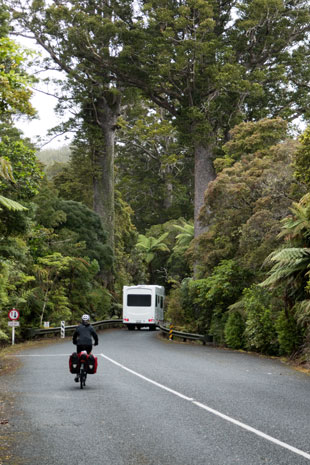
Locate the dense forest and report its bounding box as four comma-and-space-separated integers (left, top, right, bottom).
1, 1, 310, 364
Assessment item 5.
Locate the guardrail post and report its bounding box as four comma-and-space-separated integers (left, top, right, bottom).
200, 334, 213, 345
169, 324, 173, 341
60, 321, 65, 339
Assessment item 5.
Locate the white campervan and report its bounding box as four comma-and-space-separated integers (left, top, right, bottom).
123, 285, 165, 330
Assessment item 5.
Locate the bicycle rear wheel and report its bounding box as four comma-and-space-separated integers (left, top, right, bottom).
80, 364, 86, 389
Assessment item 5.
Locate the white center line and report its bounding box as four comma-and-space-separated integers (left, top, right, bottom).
100, 353, 310, 461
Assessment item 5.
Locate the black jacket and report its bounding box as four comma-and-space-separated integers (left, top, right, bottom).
72, 323, 98, 346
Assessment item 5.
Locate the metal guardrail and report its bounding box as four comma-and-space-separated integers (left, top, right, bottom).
24, 318, 123, 339
23, 319, 213, 345
159, 324, 213, 345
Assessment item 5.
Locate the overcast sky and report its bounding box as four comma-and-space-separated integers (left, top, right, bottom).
14, 37, 72, 150
16, 90, 68, 149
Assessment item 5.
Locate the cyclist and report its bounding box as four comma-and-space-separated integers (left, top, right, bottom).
72, 314, 99, 354
72, 314, 98, 383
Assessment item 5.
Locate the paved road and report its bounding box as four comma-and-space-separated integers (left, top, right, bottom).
1, 328, 310, 465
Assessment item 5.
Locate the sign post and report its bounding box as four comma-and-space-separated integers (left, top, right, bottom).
8, 309, 20, 345
60, 321, 65, 339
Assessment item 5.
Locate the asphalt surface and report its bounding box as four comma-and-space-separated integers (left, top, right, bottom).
1, 328, 310, 465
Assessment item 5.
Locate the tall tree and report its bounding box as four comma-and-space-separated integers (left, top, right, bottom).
195, 118, 302, 276
112, 0, 310, 236
116, 99, 193, 231
0, 7, 45, 338
8, 0, 310, 241
8, 0, 133, 250
0, 7, 41, 207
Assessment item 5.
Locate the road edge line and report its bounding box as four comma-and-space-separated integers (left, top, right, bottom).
100, 353, 310, 461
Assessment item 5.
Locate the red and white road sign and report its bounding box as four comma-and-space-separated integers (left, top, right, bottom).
8, 309, 20, 320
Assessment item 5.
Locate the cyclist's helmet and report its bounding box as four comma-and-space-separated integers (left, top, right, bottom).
81, 314, 90, 324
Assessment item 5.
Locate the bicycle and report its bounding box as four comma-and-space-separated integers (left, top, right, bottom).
79, 359, 87, 389
70, 350, 97, 388
78, 351, 88, 389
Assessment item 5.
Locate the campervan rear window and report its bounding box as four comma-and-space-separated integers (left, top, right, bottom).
127, 294, 152, 306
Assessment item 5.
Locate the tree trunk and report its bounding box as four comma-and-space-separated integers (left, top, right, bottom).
92, 96, 121, 252
194, 142, 216, 238
39, 289, 49, 327
163, 180, 173, 210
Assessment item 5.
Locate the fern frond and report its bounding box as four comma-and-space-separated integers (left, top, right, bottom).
0, 157, 15, 182
0, 195, 27, 211
270, 248, 310, 263
295, 300, 310, 326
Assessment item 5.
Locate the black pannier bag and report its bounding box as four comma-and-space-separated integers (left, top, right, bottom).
69, 352, 80, 373
87, 354, 98, 374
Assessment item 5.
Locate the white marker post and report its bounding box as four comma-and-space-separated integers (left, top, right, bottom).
60, 321, 65, 339
8, 309, 20, 345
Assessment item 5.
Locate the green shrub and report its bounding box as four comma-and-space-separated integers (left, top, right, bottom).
166, 286, 185, 326
275, 310, 302, 355
224, 312, 246, 349
185, 260, 249, 333
209, 308, 228, 344
0, 329, 9, 342
243, 286, 278, 354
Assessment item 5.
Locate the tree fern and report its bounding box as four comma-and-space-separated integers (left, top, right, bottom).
279, 194, 310, 241
261, 195, 310, 301
0, 195, 27, 211
295, 300, 310, 327
136, 233, 170, 264
0, 158, 27, 211
172, 220, 194, 253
